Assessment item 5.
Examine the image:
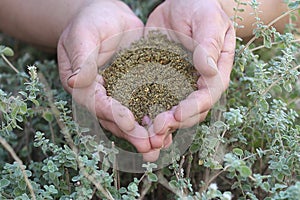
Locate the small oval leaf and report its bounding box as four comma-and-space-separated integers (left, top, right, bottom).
147, 172, 158, 182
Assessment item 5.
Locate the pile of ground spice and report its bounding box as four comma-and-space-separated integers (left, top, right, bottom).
100, 31, 198, 125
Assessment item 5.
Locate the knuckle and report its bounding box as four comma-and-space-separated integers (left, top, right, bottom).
200, 37, 222, 55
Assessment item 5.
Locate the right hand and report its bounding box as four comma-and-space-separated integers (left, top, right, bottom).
57, 0, 155, 158
145, 0, 235, 151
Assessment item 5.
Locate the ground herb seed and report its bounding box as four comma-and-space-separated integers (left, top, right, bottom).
100, 31, 198, 124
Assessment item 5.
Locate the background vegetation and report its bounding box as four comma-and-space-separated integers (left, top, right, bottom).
0, 0, 300, 199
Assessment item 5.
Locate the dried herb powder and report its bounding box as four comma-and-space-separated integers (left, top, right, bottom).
100, 31, 198, 125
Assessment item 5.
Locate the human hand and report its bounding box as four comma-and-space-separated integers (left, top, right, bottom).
57, 0, 154, 158
146, 0, 236, 149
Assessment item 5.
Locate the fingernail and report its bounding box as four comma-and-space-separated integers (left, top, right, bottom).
166, 128, 171, 134
68, 68, 81, 80
207, 57, 218, 71
167, 128, 175, 135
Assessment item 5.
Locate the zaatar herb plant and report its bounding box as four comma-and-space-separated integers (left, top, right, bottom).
101, 31, 198, 124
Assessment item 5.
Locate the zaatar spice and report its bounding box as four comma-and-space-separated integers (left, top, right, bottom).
100, 31, 198, 124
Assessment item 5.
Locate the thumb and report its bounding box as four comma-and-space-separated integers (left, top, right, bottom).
169, 27, 219, 77
67, 44, 99, 88
59, 24, 100, 88
193, 44, 219, 77
190, 10, 231, 77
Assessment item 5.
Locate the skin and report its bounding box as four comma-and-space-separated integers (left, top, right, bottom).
144, 0, 292, 157
146, 0, 236, 152
0, 0, 293, 161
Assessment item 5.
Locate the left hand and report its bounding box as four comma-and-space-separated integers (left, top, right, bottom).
145, 0, 236, 149
57, 0, 157, 160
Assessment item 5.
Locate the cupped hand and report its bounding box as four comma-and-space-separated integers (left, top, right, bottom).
57, 0, 157, 160
146, 0, 236, 149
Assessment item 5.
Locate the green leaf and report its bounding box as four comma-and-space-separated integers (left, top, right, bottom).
233, 148, 244, 157
15, 193, 30, 200
261, 182, 270, 192
289, 1, 300, 9
238, 165, 252, 178
19, 102, 28, 114
283, 82, 293, 92
189, 143, 200, 153
128, 182, 138, 193
0, 178, 10, 188
147, 172, 158, 182
18, 180, 27, 190
169, 180, 179, 189
47, 185, 58, 194
214, 121, 226, 128
239, 62, 245, 72
43, 111, 53, 122
2, 47, 14, 57
119, 187, 127, 194
49, 172, 56, 180
273, 183, 287, 191
259, 99, 269, 112
31, 99, 40, 106
13, 187, 23, 196
18, 91, 28, 98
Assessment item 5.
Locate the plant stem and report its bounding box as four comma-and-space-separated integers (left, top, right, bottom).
262, 64, 300, 96
251, 38, 300, 52
138, 179, 152, 200
39, 72, 115, 200
237, 6, 300, 56
157, 171, 186, 199
186, 153, 193, 179
1, 53, 19, 74
112, 142, 120, 190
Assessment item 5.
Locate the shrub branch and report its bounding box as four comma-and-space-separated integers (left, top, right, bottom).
262, 64, 300, 96
238, 6, 300, 56
1, 54, 19, 74
39, 73, 114, 200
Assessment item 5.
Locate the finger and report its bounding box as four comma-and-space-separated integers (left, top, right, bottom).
97, 27, 143, 68
149, 130, 174, 150
174, 88, 213, 122
124, 124, 152, 153
149, 113, 177, 149
99, 119, 126, 138
145, 2, 178, 40
57, 40, 74, 93
191, 11, 232, 77
95, 91, 136, 132
152, 110, 179, 135
145, 2, 170, 29
193, 45, 219, 76
100, 120, 151, 153
176, 111, 208, 128
178, 111, 208, 128
121, 21, 144, 49
216, 23, 236, 90
148, 125, 165, 149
